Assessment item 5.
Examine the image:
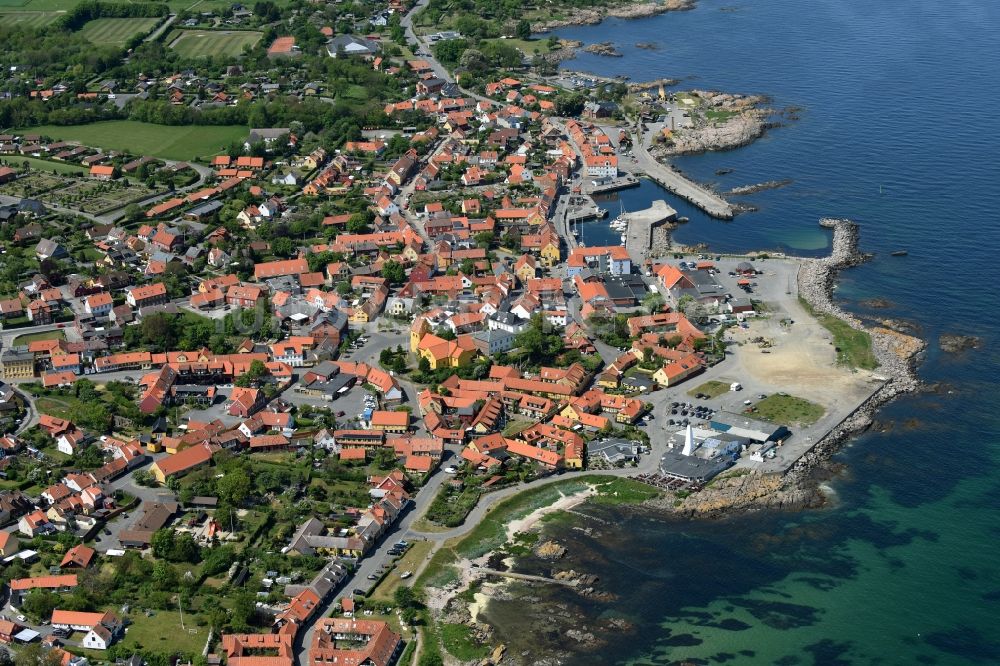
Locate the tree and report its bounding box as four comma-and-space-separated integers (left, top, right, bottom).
474, 231, 494, 249
20, 590, 59, 623
152, 560, 178, 590
394, 586, 419, 609
271, 237, 294, 257
151, 528, 175, 559
229, 590, 255, 632
218, 466, 252, 505
418, 356, 431, 374
642, 291, 665, 314
515, 314, 564, 367
13, 643, 62, 666
381, 259, 405, 285
515, 19, 531, 40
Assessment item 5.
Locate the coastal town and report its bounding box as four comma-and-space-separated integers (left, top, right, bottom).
0, 0, 926, 665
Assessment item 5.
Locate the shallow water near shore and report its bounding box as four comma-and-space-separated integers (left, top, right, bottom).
479, 0, 1000, 663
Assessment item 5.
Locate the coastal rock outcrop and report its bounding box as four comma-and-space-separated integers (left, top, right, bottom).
535, 540, 567, 559
939, 334, 981, 353
582, 42, 623, 57
726, 178, 793, 196
652, 92, 774, 155
532, 0, 695, 32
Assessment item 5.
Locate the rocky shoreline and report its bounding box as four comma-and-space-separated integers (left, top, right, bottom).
653, 218, 926, 518
650, 91, 781, 156
532, 0, 696, 33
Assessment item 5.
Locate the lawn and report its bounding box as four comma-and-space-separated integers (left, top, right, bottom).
687, 379, 732, 399
753, 394, 825, 426
799, 297, 878, 370
501, 419, 534, 437
169, 29, 263, 58
35, 396, 76, 420
14, 122, 247, 161
368, 540, 434, 603
12, 329, 65, 346
0, 10, 60, 27
105, 608, 208, 656
78, 17, 160, 46
480, 37, 554, 56
440, 622, 491, 661
1, 155, 86, 175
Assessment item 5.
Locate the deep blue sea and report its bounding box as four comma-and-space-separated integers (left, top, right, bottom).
482, 1, 1000, 664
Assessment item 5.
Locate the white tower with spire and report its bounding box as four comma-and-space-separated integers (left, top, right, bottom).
681, 424, 695, 456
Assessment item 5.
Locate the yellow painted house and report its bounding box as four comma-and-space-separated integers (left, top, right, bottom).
540, 241, 560, 266
416, 332, 479, 369
410, 318, 430, 353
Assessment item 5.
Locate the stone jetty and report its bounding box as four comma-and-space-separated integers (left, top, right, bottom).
623, 199, 677, 262
632, 142, 735, 219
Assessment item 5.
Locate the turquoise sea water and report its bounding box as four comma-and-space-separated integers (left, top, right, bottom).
481, 0, 1000, 663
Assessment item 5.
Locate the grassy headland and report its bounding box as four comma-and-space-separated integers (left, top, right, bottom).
799, 296, 878, 370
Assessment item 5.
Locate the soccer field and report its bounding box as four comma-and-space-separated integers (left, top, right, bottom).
77, 17, 161, 46
15, 121, 248, 162
169, 29, 263, 58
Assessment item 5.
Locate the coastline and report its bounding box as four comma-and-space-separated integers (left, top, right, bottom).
648, 218, 926, 518
532, 0, 696, 33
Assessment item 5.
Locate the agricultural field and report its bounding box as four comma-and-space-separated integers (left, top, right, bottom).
0, 10, 60, 27
0, 0, 207, 10
15, 121, 247, 161
78, 17, 161, 46
169, 29, 263, 58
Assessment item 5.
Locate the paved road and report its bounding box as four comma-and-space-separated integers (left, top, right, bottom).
292, 445, 458, 664
399, 0, 492, 105
144, 14, 177, 43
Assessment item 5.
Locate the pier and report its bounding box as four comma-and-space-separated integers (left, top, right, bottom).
623, 199, 677, 262
476, 568, 579, 587
632, 139, 735, 220
583, 174, 641, 195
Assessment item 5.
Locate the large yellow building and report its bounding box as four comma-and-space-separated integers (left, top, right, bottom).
1, 349, 34, 379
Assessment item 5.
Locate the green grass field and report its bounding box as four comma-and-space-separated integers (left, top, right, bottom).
0, 0, 291, 14
1, 155, 86, 175
12, 329, 65, 346
753, 394, 825, 426
688, 379, 732, 399
15, 121, 247, 161
169, 29, 262, 58
77, 17, 160, 46
0, 10, 60, 27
